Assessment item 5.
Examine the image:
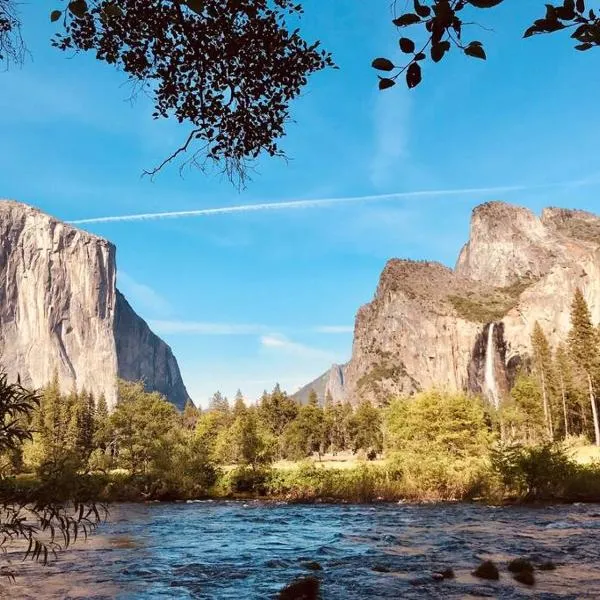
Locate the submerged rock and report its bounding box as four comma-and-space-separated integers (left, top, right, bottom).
473, 560, 499, 580
265, 559, 288, 569
435, 567, 455, 580
513, 570, 536, 586
371, 564, 391, 573
508, 558, 534, 573
538, 561, 557, 571
278, 576, 320, 600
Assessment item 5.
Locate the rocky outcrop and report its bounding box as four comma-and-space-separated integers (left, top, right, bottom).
292, 363, 347, 405
0, 200, 190, 409
340, 201, 600, 405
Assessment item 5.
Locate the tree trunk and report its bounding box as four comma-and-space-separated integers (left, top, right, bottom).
588, 372, 600, 447
559, 373, 569, 438
540, 369, 553, 439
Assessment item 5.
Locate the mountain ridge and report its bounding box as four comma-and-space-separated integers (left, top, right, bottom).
305, 201, 600, 405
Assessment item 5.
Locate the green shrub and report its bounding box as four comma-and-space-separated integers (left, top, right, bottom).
218, 466, 272, 496
385, 391, 492, 499
490, 443, 576, 500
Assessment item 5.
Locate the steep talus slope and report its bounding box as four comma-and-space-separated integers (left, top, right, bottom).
341, 201, 600, 405
0, 200, 190, 409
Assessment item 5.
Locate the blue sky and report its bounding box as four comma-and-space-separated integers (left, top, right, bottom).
1, 2, 599, 406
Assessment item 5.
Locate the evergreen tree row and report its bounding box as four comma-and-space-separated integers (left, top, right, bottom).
510, 288, 600, 446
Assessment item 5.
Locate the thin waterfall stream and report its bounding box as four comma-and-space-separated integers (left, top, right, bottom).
484, 323, 500, 408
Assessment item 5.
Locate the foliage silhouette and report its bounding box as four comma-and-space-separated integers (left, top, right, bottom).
373, 0, 600, 89
1, 0, 333, 185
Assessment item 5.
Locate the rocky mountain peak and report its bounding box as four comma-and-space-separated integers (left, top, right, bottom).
455, 201, 556, 287
0, 199, 190, 409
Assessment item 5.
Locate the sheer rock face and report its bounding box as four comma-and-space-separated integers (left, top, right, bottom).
0, 200, 190, 409
341, 202, 600, 405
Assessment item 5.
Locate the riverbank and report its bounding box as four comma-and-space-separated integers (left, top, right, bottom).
7, 445, 600, 505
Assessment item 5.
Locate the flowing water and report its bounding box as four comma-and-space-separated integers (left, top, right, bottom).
5, 501, 600, 599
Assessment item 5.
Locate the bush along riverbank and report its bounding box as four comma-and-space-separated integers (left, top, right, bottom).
6, 442, 600, 505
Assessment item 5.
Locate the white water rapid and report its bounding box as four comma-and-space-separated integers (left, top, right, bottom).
484, 323, 500, 408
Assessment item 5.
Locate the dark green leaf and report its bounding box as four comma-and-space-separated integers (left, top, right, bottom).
372, 57, 395, 71
534, 18, 566, 32
467, 0, 503, 7
379, 77, 396, 90
465, 43, 486, 59
68, 0, 88, 19
393, 14, 421, 27
406, 61, 422, 88
414, 52, 426, 61
575, 42, 593, 50
186, 0, 203, 14
103, 4, 123, 17
545, 4, 557, 19
414, 0, 431, 17
576, 0, 585, 12
431, 40, 451, 62
399, 37, 416, 53
50, 10, 62, 22
571, 24, 591, 39
556, 5, 576, 19
523, 25, 540, 38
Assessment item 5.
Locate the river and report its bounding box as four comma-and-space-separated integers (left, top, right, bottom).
4, 501, 600, 599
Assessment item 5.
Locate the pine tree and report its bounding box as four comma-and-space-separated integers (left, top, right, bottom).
531, 322, 557, 438
208, 391, 230, 414
555, 344, 578, 438
93, 393, 111, 449
502, 374, 545, 444
325, 390, 334, 407
257, 384, 298, 459
568, 288, 600, 446
233, 390, 246, 416
349, 400, 383, 456
76, 389, 96, 458
41, 371, 66, 463
281, 398, 325, 460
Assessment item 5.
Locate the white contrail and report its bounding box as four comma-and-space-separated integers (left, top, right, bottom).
67, 181, 574, 225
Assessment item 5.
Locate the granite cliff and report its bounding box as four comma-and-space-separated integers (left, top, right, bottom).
0, 200, 190, 409
312, 202, 600, 405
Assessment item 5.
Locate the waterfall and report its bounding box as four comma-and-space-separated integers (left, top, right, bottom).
484, 323, 500, 408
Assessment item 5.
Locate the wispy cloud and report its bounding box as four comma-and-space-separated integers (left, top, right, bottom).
260, 334, 336, 361
67, 181, 584, 225
370, 86, 412, 188
118, 271, 171, 317
149, 320, 353, 336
